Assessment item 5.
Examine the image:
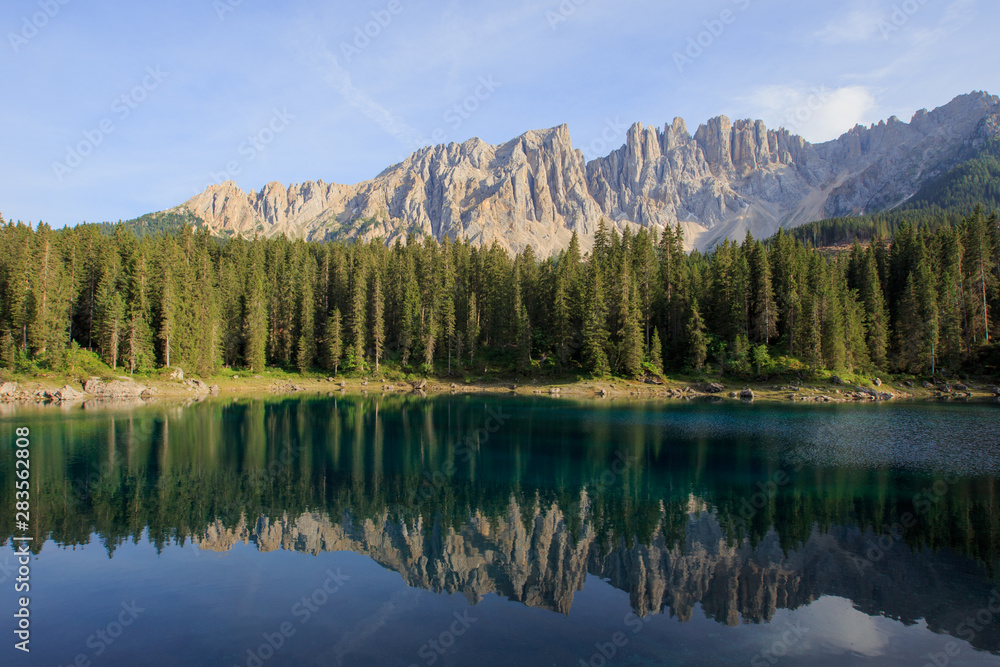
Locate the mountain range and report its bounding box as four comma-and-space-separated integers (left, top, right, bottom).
168, 91, 1000, 253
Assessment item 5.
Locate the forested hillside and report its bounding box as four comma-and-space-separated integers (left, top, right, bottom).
1, 208, 997, 380
97, 209, 202, 238
904, 137, 1000, 213
787, 208, 969, 248
789, 138, 1000, 249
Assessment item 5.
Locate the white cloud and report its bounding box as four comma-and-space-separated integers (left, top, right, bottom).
814, 8, 885, 44
741, 85, 879, 142
794, 596, 892, 657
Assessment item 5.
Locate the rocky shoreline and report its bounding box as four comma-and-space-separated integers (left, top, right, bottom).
1, 373, 998, 408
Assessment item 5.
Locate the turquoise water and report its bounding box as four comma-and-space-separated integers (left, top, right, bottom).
2, 396, 999, 666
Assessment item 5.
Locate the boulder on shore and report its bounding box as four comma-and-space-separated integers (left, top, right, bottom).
739, 389, 755, 401
53, 385, 84, 401
0, 382, 18, 396
854, 386, 894, 401
184, 379, 211, 394
704, 383, 725, 394
83, 379, 151, 399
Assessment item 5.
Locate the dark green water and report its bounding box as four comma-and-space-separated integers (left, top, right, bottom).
2, 395, 1000, 666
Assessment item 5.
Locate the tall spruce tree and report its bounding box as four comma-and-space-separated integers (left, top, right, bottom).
617, 266, 643, 378
325, 308, 343, 375
349, 252, 367, 372
371, 273, 385, 373
686, 299, 708, 371
582, 264, 610, 376
649, 327, 664, 374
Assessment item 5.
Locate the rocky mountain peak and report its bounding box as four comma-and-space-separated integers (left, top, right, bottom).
174, 91, 1000, 252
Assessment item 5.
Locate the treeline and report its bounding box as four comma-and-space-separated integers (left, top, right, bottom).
95, 209, 202, 239
788, 207, 968, 248
0, 207, 997, 379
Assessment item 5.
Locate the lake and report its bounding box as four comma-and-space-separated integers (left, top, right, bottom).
2, 395, 1000, 666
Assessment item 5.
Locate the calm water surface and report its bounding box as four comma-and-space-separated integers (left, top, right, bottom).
2, 396, 1000, 666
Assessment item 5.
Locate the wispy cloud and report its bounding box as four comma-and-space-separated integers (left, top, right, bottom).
296, 32, 424, 151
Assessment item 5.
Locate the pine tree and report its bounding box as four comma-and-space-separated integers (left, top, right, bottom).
770, 229, 802, 355
748, 240, 777, 344
936, 227, 965, 369
660, 224, 689, 359
649, 327, 664, 374
963, 207, 995, 345
799, 291, 823, 371
466, 291, 479, 365
95, 272, 124, 369
3, 223, 33, 354
0, 330, 14, 371
617, 269, 643, 378
516, 304, 531, 374
686, 299, 708, 371
371, 273, 385, 373
897, 242, 940, 373
246, 286, 268, 373
843, 293, 870, 372
296, 256, 317, 374
123, 241, 154, 374
820, 263, 847, 371
632, 228, 658, 352
582, 264, 610, 376
709, 240, 748, 343
244, 245, 269, 373
859, 247, 889, 368
155, 238, 177, 369
399, 254, 420, 367
325, 308, 343, 375
552, 267, 573, 366
192, 232, 220, 377
350, 253, 367, 372
423, 310, 437, 371
27, 223, 71, 365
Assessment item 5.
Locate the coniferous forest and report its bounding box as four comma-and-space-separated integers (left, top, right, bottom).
1, 206, 998, 381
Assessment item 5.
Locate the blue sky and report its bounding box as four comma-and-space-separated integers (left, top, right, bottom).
0, 0, 995, 227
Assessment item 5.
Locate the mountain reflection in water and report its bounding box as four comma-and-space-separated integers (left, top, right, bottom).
3, 394, 999, 660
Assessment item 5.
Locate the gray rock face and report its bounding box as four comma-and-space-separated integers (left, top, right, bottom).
175, 92, 1000, 253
